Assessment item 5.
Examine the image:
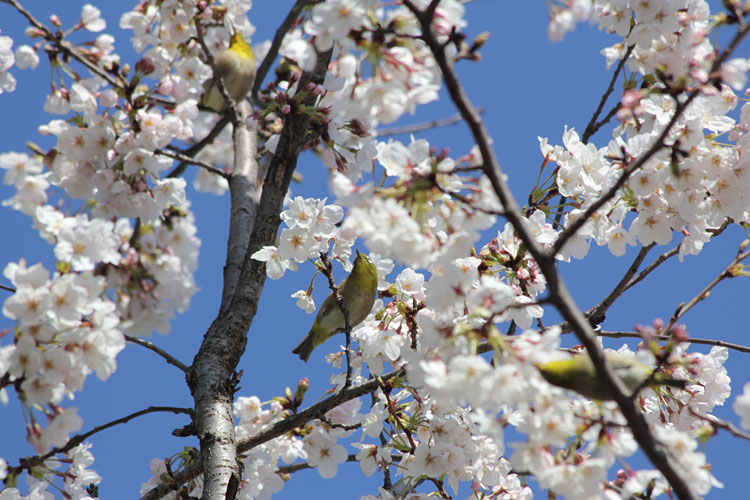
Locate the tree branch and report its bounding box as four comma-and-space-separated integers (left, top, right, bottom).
184, 47, 332, 500
124, 334, 188, 372
141, 369, 401, 500
598, 330, 750, 354
2, 0, 124, 90
376, 108, 484, 138
581, 44, 634, 143
156, 149, 228, 179
400, 3, 715, 498
553, 23, 750, 256
663, 247, 750, 334
166, 115, 231, 178
8, 406, 192, 477
251, 0, 312, 101
585, 244, 653, 326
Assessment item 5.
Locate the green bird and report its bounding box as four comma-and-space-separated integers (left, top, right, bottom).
292, 251, 378, 362
536, 351, 687, 401
201, 31, 256, 112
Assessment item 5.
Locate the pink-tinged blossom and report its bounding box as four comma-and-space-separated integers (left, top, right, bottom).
14, 45, 38, 69
630, 210, 674, 246
733, 382, 750, 429
54, 217, 121, 271
2, 173, 49, 215
3, 284, 51, 325
251, 246, 296, 280
47, 273, 89, 327
0, 151, 42, 187
39, 407, 83, 452
193, 167, 229, 195
395, 268, 425, 300
278, 226, 316, 262
653, 426, 723, 496
63, 443, 102, 497
281, 196, 322, 229
376, 138, 431, 178
0, 34, 16, 94
720, 58, 748, 91
68, 82, 97, 117
80, 4, 106, 32
291, 289, 315, 313
352, 443, 392, 477
3, 259, 50, 288
303, 427, 348, 479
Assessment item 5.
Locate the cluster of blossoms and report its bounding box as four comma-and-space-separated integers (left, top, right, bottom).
2, 0, 750, 499
0, 0, 208, 494
540, 85, 749, 262
539, 0, 750, 263
0, 443, 101, 500
243, 1, 749, 499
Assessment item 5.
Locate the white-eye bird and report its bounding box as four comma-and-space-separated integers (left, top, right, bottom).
201, 31, 256, 112
536, 351, 687, 401
292, 251, 378, 362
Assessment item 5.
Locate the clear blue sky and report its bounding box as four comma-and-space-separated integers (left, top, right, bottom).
1, 1, 748, 499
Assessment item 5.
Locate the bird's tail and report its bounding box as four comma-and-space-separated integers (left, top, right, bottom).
292, 333, 314, 362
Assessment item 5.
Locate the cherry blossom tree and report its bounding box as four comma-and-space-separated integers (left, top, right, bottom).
1, 1, 750, 500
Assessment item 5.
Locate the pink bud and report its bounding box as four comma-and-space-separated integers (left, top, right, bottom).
621, 90, 642, 109
158, 79, 173, 95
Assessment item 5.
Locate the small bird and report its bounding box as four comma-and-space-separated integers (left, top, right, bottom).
201, 31, 256, 112
293, 251, 378, 362
536, 351, 687, 401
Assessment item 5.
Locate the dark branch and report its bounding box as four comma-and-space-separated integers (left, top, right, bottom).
125, 334, 189, 372
251, 0, 312, 101
9, 406, 192, 476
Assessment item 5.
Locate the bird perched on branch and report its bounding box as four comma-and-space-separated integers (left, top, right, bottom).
536, 351, 687, 401
293, 251, 378, 362
201, 31, 256, 112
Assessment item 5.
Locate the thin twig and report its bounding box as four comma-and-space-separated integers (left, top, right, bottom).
400, 3, 750, 498
0, 283, 15, 293
598, 330, 750, 354
581, 44, 634, 143
275, 453, 401, 475
124, 334, 189, 372
624, 244, 680, 292
156, 149, 229, 179
555, 31, 632, 231
554, 23, 750, 255
2, 0, 124, 90
591, 102, 622, 135
688, 407, 750, 441
167, 115, 231, 178
663, 248, 750, 334
585, 244, 653, 326
376, 108, 484, 138
318, 414, 362, 431
8, 406, 192, 476
436, 183, 505, 216
142, 370, 401, 500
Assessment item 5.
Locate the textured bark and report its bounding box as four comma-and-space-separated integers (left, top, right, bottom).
186, 50, 332, 500
220, 107, 260, 314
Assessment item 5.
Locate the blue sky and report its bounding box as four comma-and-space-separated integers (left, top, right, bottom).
1, 1, 749, 499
